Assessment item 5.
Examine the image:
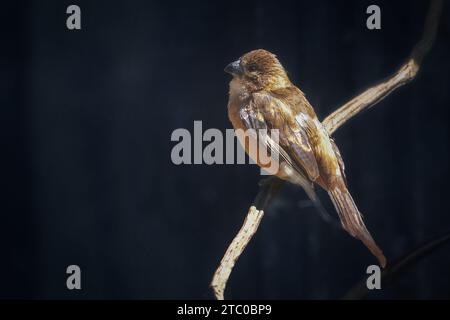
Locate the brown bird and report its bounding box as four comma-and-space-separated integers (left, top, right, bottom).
225, 49, 386, 267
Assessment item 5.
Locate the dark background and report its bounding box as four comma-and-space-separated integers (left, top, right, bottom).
2, 0, 450, 299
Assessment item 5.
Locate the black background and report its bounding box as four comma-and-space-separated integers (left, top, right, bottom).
2, 0, 450, 299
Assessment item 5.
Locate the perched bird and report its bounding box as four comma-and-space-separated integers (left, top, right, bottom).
225, 49, 386, 267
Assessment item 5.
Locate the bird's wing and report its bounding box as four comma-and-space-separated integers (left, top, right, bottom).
240, 91, 320, 182
330, 138, 347, 185
239, 91, 338, 226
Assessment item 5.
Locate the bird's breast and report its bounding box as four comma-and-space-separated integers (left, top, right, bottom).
227, 79, 250, 131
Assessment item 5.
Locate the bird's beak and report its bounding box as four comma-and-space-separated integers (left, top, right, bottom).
224, 60, 243, 76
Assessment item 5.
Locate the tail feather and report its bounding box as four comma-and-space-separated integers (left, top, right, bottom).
328, 188, 386, 267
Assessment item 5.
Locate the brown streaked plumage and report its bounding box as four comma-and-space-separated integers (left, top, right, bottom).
225, 49, 386, 267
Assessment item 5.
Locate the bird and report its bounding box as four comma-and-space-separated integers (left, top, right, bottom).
224, 49, 386, 267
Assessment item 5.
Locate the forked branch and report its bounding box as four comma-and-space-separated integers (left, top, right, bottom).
211, 0, 443, 300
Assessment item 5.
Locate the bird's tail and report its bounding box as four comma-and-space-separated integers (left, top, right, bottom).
328, 187, 386, 267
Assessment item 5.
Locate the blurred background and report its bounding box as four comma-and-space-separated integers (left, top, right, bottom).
1, 0, 450, 299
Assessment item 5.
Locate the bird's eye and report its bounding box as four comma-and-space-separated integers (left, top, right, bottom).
246, 65, 257, 72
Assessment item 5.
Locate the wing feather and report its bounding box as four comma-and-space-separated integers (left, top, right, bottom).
241, 91, 320, 181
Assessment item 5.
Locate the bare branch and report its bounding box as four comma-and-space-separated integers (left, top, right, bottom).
210, 206, 263, 300
210, 177, 284, 300
211, 0, 443, 300
322, 0, 443, 135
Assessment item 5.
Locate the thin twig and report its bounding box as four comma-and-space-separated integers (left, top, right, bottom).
211, 0, 443, 300
322, 0, 443, 135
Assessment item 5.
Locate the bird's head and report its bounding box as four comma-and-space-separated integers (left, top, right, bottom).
225, 49, 291, 92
